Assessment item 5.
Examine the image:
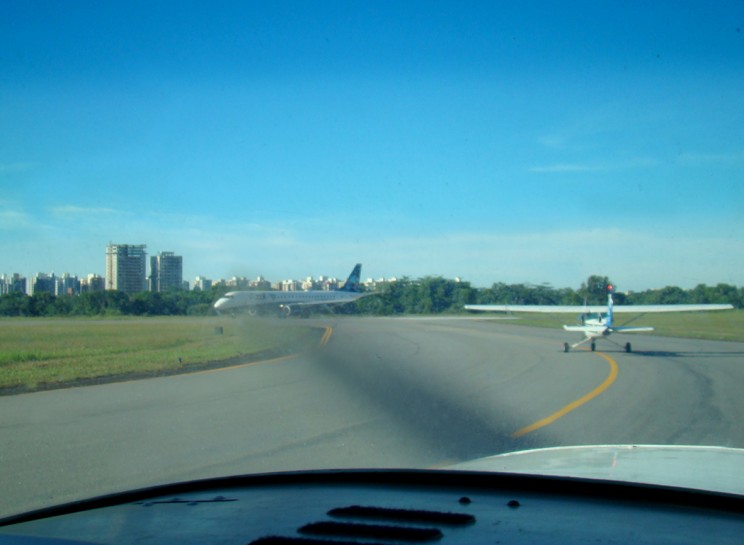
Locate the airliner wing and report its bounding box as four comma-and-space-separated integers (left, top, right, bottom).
465, 304, 733, 313
288, 299, 353, 307
286, 301, 328, 308
285, 291, 371, 308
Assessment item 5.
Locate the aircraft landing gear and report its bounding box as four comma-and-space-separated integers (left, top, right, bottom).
625, 342, 632, 353
590, 341, 596, 352
563, 342, 570, 353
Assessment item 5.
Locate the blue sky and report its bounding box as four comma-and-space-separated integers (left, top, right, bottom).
2, 1, 743, 290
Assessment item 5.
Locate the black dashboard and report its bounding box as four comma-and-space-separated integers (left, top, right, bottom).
1, 470, 743, 544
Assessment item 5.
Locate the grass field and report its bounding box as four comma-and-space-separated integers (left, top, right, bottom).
481, 309, 744, 342
0, 316, 318, 393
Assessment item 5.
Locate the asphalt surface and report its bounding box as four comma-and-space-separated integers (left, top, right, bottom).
2, 316, 744, 517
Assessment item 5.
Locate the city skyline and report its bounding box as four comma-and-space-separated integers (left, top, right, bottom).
4, 226, 744, 293
1, 242, 377, 295
0, 253, 390, 295
2, 3, 743, 291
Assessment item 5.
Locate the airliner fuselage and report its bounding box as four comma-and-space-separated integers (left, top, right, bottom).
213, 264, 369, 316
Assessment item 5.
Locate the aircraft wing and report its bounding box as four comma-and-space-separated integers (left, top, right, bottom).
610, 304, 733, 313
465, 304, 733, 313
285, 300, 350, 309
288, 300, 335, 307
465, 304, 607, 313
562, 325, 654, 333
286, 292, 371, 307
563, 325, 605, 332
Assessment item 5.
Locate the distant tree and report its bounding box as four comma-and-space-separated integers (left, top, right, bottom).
578, 275, 613, 305
103, 291, 130, 315
0, 292, 30, 316
711, 283, 741, 307
384, 277, 413, 314
451, 280, 476, 309
656, 286, 690, 304
557, 287, 581, 305
52, 294, 73, 315
28, 292, 56, 316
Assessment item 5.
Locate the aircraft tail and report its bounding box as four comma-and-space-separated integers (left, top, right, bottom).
339, 264, 362, 292
606, 284, 614, 327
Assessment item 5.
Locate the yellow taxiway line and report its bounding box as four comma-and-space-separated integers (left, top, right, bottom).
319, 326, 333, 347
512, 350, 619, 438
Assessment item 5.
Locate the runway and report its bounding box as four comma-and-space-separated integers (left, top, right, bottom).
2, 317, 744, 517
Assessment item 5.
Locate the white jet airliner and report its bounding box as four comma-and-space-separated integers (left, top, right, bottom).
465, 285, 733, 352
213, 264, 370, 317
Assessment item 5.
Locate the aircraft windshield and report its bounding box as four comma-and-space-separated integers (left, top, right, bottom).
1, 0, 743, 520
580, 313, 607, 322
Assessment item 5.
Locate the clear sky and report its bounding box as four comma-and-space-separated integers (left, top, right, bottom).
2, 1, 743, 291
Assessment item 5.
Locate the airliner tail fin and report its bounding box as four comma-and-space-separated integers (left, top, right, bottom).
339, 264, 362, 292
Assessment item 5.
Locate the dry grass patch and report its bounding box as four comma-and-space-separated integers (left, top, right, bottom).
0, 316, 317, 391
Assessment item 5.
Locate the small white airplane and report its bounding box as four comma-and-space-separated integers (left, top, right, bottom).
465, 285, 733, 352
213, 263, 370, 317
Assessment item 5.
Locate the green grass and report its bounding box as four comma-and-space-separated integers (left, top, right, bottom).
0, 316, 318, 392
480, 309, 744, 342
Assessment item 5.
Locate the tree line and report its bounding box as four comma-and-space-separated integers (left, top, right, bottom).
0, 289, 217, 317
349, 275, 743, 315
0, 275, 741, 317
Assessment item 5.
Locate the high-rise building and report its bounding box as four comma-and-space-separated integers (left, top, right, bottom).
56, 273, 80, 296
31, 273, 55, 295
193, 276, 212, 291
106, 244, 147, 294
150, 251, 183, 292
0, 273, 27, 295
81, 274, 105, 293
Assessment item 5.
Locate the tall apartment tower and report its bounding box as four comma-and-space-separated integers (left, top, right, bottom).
106, 244, 147, 293
81, 274, 105, 293
0, 273, 26, 295
150, 251, 183, 292
31, 273, 55, 295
